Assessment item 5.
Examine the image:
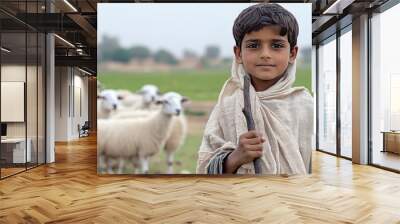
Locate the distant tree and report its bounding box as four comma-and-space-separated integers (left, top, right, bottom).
153, 49, 178, 65
298, 46, 312, 65
200, 57, 209, 68
222, 57, 233, 64
111, 47, 132, 63
99, 35, 121, 62
183, 49, 198, 59
204, 45, 220, 59
130, 46, 151, 60
100, 35, 120, 51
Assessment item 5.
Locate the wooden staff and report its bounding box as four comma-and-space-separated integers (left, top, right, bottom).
242, 75, 262, 174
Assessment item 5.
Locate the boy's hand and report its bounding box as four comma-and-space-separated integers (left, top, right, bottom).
223, 130, 265, 173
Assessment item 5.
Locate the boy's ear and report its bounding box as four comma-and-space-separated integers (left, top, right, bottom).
234, 46, 243, 64
289, 46, 298, 64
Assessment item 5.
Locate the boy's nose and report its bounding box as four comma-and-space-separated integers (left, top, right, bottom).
260, 46, 272, 59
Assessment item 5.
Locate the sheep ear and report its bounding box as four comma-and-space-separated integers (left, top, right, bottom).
155, 99, 164, 105
97, 95, 105, 99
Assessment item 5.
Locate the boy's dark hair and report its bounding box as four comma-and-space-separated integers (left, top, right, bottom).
233, 3, 299, 50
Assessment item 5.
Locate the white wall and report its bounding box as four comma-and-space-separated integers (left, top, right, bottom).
55, 67, 89, 141
1, 63, 46, 164
55, 66, 69, 141
1, 65, 35, 138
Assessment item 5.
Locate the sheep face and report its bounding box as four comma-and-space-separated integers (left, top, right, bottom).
115, 89, 132, 101
157, 92, 187, 116
138, 84, 160, 104
98, 90, 120, 111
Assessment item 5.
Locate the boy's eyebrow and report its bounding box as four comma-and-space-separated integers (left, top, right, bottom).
245, 39, 260, 43
244, 38, 288, 43
271, 38, 287, 42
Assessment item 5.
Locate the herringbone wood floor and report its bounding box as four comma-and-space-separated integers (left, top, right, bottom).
1, 134, 400, 223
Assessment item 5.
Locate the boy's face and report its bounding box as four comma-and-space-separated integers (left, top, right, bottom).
234, 25, 298, 82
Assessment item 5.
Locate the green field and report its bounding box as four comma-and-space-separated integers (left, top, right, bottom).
150, 134, 201, 174
98, 68, 312, 102
98, 68, 311, 173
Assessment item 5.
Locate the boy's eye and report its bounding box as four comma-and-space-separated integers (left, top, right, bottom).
246, 43, 259, 48
271, 43, 285, 49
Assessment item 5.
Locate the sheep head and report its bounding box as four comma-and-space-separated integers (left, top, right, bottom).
156, 92, 188, 116
137, 84, 160, 104
98, 90, 120, 111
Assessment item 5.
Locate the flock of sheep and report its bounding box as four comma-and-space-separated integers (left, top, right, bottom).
97, 83, 189, 174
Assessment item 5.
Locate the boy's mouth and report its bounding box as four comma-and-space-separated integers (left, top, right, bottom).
256, 64, 276, 67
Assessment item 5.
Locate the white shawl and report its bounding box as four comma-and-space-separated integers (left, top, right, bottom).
196, 60, 314, 175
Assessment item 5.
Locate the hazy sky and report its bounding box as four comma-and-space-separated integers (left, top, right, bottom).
98, 3, 311, 59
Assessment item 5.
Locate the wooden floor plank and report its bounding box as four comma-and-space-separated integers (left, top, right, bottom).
0, 134, 400, 223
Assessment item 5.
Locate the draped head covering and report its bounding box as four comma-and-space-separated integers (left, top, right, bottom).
197, 59, 313, 175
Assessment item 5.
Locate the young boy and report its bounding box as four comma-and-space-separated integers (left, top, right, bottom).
196, 3, 313, 175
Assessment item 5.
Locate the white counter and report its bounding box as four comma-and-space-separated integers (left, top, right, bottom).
1, 138, 32, 163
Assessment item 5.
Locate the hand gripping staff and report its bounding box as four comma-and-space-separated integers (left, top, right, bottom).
242, 75, 262, 174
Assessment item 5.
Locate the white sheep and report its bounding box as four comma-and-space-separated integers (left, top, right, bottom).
111, 107, 188, 174
116, 85, 161, 110
97, 90, 120, 119
138, 84, 160, 108
97, 80, 104, 95
98, 92, 188, 174
114, 89, 143, 108
163, 114, 187, 174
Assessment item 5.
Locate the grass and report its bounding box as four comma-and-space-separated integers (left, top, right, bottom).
98, 69, 229, 101
120, 134, 202, 174
98, 67, 312, 102
148, 134, 202, 174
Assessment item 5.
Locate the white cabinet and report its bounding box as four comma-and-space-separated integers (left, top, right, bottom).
1, 138, 32, 163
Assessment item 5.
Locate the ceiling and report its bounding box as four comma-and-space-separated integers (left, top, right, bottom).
0, 0, 395, 74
